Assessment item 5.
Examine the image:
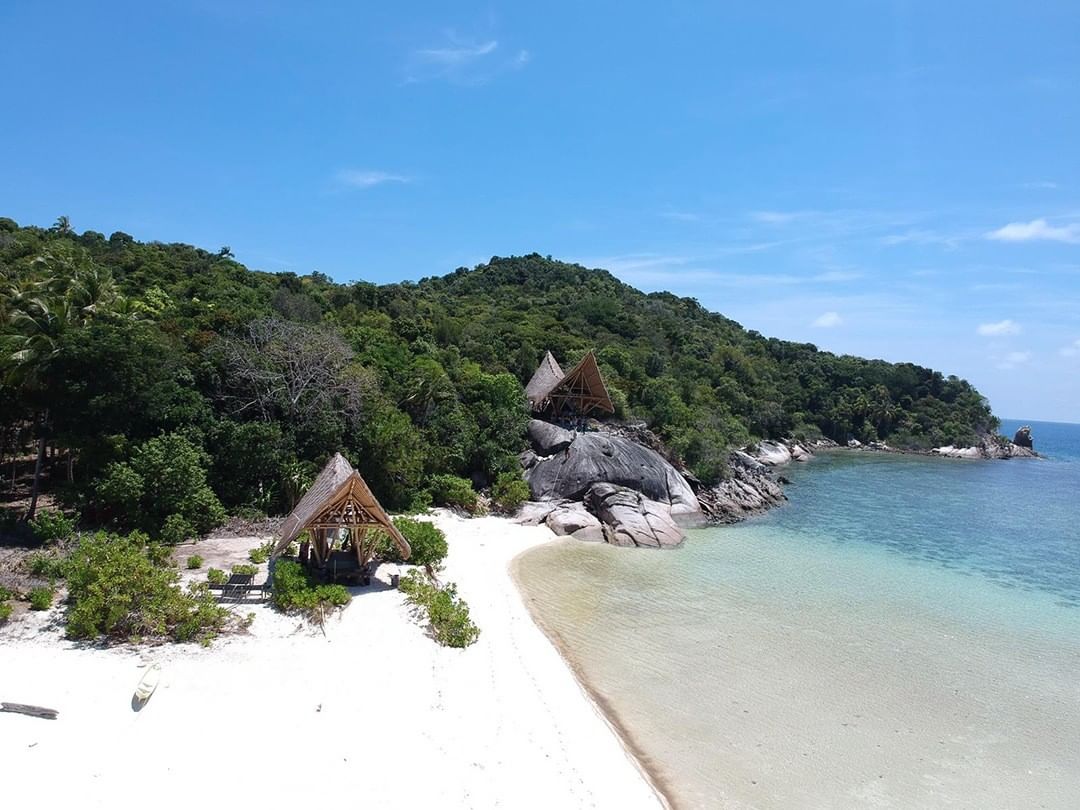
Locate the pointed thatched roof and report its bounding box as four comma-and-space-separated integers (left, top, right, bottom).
272, 453, 411, 560
547, 350, 614, 415
525, 350, 564, 410
525, 350, 615, 416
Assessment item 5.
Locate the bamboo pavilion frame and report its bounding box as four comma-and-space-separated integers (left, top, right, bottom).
525, 350, 615, 418
272, 453, 410, 567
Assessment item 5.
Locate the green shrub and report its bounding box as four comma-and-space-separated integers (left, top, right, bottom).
0, 602, 11, 622
248, 541, 273, 564
399, 570, 480, 648
27, 553, 67, 580
28, 586, 55, 611
405, 489, 433, 514
96, 433, 226, 537
186, 555, 203, 570
381, 518, 448, 567
65, 531, 228, 643
206, 568, 227, 585
271, 560, 352, 618
491, 472, 530, 513
0, 585, 12, 601
231, 563, 257, 576
161, 513, 196, 545
29, 509, 76, 544
428, 475, 477, 513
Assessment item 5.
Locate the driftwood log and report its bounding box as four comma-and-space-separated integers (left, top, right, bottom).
1, 702, 58, 720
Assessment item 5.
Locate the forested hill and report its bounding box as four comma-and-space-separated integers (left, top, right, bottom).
0, 217, 996, 532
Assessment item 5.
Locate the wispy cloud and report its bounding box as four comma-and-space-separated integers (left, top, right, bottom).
986, 218, 1080, 244
658, 209, 703, 223
335, 169, 410, 189
1060, 339, 1080, 358
415, 39, 497, 67
750, 210, 811, 225
996, 350, 1032, 370
812, 311, 843, 328
405, 32, 529, 84
977, 319, 1022, 337
1021, 180, 1058, 189
881, 229, 963, 249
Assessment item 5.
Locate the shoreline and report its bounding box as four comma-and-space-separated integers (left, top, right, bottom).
509, 541, 677, 810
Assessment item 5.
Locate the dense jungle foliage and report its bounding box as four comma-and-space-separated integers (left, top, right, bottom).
0, 216, 998, 536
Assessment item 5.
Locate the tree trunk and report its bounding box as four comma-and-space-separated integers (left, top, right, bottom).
26, 411, 49, 521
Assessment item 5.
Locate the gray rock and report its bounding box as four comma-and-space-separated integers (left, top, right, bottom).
514, 501, 558, 526
1013, 426, 1034, 449
526, 420, 576, 455
584, 483, 685, 548
750, 440, 792, 466
545, 502, 602, 537
525, 427, 700, 514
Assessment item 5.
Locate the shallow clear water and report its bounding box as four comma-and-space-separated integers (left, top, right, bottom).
517, 420, 1080, 809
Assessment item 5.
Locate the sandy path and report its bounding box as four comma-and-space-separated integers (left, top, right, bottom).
0, 512, 661, 810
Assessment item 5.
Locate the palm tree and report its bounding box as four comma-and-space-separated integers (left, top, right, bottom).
2, 252, 124, 518
51, 215, 72, 235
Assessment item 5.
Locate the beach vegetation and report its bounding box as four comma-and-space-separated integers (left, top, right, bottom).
206, 568, 227, 585
27, 552, 68, 580
379, 517, 448, 567
230, 563, 257, 576
160, 513, 196, 545
28, 509, 76, 544
64, 530, 228, 643
28, 585, 55, 610
491, 472, 530, 514
186, 554, 203, 569
270, 559, 351, 621
428, 474, 478, 513
399, 570, 480, 648
248, 541, 273, 564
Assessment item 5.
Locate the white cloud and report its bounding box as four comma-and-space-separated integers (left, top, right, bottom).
976, 319, 1022, 337
996, 351, 1032, 370
414, 39, 498, 67
335, 169, 410, 189
1021, 181, 1058, 189
406, 34, 529, 83
1060, 339, 1080, 358
985, 218, 1080, 244
812, 311, 842, 328
750, 210, 808, 225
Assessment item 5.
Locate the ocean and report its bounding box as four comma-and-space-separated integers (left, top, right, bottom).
515, 419, 1080, 809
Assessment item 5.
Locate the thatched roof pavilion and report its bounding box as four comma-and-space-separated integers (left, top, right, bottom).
526, 350, 615, 417
272, 453, 410, 567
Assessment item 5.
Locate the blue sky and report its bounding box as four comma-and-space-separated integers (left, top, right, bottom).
2, 2, 1079, 422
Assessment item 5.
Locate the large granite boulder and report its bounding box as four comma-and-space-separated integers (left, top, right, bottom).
1013, 426, 1034, 449
584, 483, 685, 548
545, 502, 605, 542
524, 421, 700, 517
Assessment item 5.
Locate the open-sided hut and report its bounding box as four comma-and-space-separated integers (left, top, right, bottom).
272, 453, 410, 579
525, 350, 615, 418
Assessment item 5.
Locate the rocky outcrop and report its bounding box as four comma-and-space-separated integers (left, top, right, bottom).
1013, 426, 1034, 449
697, 450, 788, 523
584, 483, 685, 548
524, 420, 700, 517
748, 439, 813, 466
933, 435, 1037, 460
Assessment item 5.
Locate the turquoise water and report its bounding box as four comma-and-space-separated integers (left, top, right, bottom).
517, 420, 1080, 809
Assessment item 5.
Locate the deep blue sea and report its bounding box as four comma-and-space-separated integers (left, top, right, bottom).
518, 420, 1080, 809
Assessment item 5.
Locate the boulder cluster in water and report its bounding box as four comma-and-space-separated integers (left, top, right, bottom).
517, 420, 796, 548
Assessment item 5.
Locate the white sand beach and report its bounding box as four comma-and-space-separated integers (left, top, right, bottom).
0, 512, 664, 810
